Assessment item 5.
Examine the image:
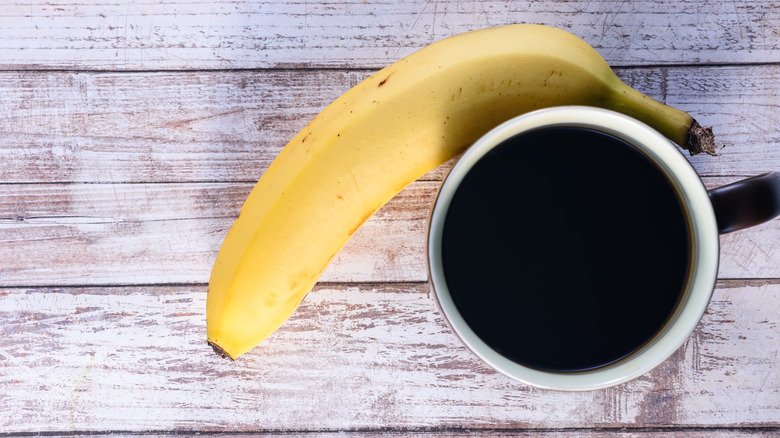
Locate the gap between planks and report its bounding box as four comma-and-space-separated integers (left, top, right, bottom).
0, 173, 769, 185
1, 279, 777, 290
0, 61, 779, 73
0, 425, 778, 437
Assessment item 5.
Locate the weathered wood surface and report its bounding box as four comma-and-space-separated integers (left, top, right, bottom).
1, 0, 779, 435
69, 433, 780, 438
1, 66, 779, 184
55, 433, 779, 438
0, 281, 777, 431
0, 0, 778, 70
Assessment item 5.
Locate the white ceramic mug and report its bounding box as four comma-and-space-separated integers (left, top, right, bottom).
427, 106, 780, 391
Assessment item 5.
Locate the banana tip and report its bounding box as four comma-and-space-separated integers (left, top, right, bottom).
208, 340, 236, 361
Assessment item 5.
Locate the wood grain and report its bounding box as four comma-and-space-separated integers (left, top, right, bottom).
1, 179, 779, 286
57, 432, 780, 438
0, 281, 777, 431
2, 1, 778, 434
0, 0, 778, 70
1, 65, 778, 184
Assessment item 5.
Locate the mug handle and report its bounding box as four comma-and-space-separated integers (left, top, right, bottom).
708, 172, 780, 234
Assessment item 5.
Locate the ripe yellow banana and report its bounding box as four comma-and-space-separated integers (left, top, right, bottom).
207, 23, 716, 360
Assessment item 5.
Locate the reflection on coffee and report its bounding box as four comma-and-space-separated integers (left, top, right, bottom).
441, 127, 691, 372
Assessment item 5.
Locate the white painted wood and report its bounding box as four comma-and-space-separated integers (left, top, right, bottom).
66, 433, 776, 438
0, 282, 776, 431
129, 434, 780, 438
0, 181, 429, 285
1, 1, 778, 434
0, 0, 778, 70
0, 66, 778, 184
1, 179, 778, 286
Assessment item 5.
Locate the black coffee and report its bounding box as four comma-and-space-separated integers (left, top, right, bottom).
441, 127, 691, 372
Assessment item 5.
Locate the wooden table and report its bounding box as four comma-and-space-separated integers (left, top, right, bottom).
1, 1, 778, 435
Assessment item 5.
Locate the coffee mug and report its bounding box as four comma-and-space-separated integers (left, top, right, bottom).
427, 106, 780, 391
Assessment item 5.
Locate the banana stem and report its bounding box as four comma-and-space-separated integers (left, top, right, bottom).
608, 82, 719, 156
686, 121, 719, 156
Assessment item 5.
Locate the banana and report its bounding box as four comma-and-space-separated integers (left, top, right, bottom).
207, 23, 716, 360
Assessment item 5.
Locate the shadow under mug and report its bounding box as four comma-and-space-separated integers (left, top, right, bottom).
427, 106, 780, 391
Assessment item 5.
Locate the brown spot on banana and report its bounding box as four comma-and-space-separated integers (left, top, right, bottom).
378, 71, 396, 87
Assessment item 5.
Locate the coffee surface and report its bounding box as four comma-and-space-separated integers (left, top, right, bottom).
441, 127, 691, 372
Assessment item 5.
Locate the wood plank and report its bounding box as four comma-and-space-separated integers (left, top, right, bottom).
0, 181, 427, 285
0, 0, 778, 70
0, 69, 361, 183
1, 178, 779, 286
0, 65, 778, 184
0, 281, 777, 431
43, 430, 780, 437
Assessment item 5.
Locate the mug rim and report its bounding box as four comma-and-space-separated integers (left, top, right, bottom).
427, 106, 719, 391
